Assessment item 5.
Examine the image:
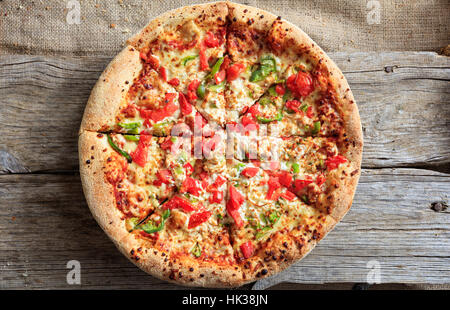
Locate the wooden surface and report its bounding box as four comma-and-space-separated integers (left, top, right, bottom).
0, 52, 449, 289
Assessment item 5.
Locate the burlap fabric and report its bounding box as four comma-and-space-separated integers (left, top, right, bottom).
0, 0, 448, 56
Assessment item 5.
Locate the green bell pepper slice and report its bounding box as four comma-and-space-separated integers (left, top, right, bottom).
107, 134, 132, 162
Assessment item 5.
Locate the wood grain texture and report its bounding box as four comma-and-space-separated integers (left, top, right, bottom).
0, 52, 449, 174
0, 168, 448, 289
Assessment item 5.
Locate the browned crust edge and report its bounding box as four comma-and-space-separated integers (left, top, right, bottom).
78, 131, 131, 241
117, 233, 246, 288
226, 1, 278, 31
79, 46, 142, 134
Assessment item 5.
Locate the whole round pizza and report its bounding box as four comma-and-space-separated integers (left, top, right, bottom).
79, 1, 363, 287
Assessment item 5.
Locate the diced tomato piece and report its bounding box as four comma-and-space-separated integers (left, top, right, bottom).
158, 66, 167, 81
209, 190, 224, 204
267, 177, 281, 200
306, 106, 314, 118
168, 77, 180, 86
139, 52, 147, 62
271, 189, 282, 201
325, 155, 347, 170
316, 174, 326, 186
156, 169, 173, 184
186, 91, 197, 103
226, 63, 246, 82
178, 92, 193, 116
152, 179, 162, 186
188, 211, 212, 229
199, 44, 209, 71
278, 171, 293, 188
181, 177, 202, 196
214, 175, 227, 187
220, 56, 230, 71
204, 31, 220, 48
139, 93, 178, 123
163, 196, 195, 212
227, 205, 244, 228
160, 137, 173, 150
240, 241, 254, 259
130, 135, 152, 167
144, 55, 159, 70
248, 103, 261, 118
241, 167, 259, 178
285, 99, 301, 113
187, 79, 200, 102
228, 185, 245, 210
275, 84, 285, 95
183, 162, 194, 176
164, 93, 177, 102
293, 179, 314, 191
188, 79, 200, 92
287, 71, 314, 98
241, 115, 258, 130
281, 190, 296, 201
214, 69, 226, 84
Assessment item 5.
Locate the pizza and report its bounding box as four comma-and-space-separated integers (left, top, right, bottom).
78, 2, 363, 287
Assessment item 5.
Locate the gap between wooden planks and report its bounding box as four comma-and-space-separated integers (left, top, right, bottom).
0, 52, 449, 289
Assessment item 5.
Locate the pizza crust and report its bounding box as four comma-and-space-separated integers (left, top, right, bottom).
78, 1, 363, 288
79, 46, 142, 133
227, 1, 278, 31
118, 233, 246, 288
78, 131, 132, 242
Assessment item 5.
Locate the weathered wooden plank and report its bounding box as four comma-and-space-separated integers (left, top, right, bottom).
0, 52, 449, 174
0, 168, 448, 289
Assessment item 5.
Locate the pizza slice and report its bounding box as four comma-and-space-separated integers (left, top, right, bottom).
127, 2, 228, 126
246, 18, 355, 138
78, 131, 180, 242
117, 160, 242, 287
80, 129, 243, 287
225, 132, 357, 214
224, 3, 281, 123
224, 158, 335, 274
80, 46, 199, 136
